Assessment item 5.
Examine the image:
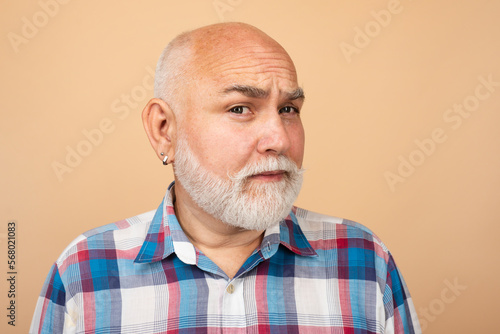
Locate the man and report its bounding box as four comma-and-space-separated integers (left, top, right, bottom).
31, 23, 421, 333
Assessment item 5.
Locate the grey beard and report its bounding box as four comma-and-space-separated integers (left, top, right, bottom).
173, 137, 304, 231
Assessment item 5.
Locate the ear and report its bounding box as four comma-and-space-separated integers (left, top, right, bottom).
142, 98, 177, 164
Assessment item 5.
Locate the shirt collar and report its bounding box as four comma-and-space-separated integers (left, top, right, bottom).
134, 182, 317, 264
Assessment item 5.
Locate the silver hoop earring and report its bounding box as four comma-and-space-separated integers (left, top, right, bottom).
162, 155, 168, 165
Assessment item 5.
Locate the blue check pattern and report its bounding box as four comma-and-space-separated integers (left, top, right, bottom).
31, 182, 420, 333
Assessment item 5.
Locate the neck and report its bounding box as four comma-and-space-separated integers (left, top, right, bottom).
173, 182, 264, 279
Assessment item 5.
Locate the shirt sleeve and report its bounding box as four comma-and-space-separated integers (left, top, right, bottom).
30, 263, 74, 334
383, 253, 421, 334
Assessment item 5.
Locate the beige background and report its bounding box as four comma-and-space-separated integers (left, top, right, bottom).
1, 0, 499, 333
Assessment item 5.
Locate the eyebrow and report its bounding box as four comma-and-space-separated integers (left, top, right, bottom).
222, 84, 305, 101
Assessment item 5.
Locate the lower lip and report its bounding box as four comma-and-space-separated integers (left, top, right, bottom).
250, 172, 284, 182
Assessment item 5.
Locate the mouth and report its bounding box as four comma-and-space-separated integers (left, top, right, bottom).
250, 170, 286, 181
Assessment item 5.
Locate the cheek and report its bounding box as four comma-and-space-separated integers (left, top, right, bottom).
288, 124, 305, 165
191, 126, 256, 174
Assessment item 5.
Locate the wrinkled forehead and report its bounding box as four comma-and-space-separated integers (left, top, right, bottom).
187, 30, 298, 88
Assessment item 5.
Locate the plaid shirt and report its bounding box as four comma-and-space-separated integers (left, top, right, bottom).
31, 183, 420, 333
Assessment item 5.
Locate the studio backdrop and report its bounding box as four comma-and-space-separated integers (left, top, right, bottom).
1, 1, 499, 333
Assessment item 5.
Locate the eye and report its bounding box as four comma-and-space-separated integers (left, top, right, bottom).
279, 106, 299, 114
229, 106, 250, 114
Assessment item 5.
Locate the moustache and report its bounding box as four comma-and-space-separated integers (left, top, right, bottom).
228, 155, 304, 182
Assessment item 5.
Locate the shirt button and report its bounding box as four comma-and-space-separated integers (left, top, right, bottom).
226, 284, 235, 294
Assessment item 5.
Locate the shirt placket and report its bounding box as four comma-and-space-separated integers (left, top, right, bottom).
221, 277, 246, 332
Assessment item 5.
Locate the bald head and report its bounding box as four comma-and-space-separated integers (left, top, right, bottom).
154, 23, 296, 118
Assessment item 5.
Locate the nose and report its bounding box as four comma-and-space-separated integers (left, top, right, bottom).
256, 113, 291, 155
